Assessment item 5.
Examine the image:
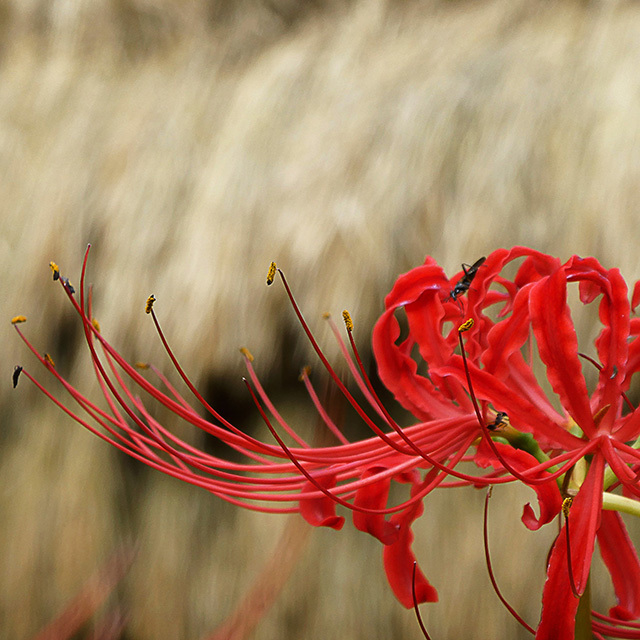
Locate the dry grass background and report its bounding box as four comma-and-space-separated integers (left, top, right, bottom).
3, 0, 640, 637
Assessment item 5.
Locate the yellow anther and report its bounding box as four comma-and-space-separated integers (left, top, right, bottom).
145, 295, 156, 314
458, 318, 474, 332
342, 310, 354, 332
266, 262, 277, 286
49, 262, 60, 281
11, 316, 27, 324
562, 497, 573, 518
92, 318, 101, 333
239, 347, 254, 362
44, 353, 55, 367
298, 365, 311, 381
135, 362, 150, 370
322, 312, 331, 319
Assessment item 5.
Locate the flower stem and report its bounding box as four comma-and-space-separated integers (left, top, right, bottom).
574, 575, 592, 640
602, 492, 640, 517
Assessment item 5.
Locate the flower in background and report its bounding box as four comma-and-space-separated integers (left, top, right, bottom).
12, 247, 640, 638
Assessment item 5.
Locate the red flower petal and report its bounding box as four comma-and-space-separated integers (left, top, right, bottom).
536, 454, 605, 639
373, 305, 462, 420
434, 357, 582, 450
598, 510, 640, 620
632, 280, 640, 313
353, 467, 400, 545
382, 497, 438, 608
299, 474, 345, 530
529, 268, 596, 438
474, 440, 562, 530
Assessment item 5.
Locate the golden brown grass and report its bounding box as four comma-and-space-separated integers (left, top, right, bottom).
3, 0, 640, 637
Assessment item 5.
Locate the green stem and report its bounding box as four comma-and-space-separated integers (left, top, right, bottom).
602, 492, 640, 517
574, 575, 592, 640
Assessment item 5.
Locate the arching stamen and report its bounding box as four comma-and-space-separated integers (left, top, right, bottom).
342, 309, 403, 432
299, 367, 350, 445
273, 267, 416, 457
412, 561, 433, 640
483, 487, 535, 635
270, 281, 512, 486
240, 348, 310, 448
242, 376, 397, 516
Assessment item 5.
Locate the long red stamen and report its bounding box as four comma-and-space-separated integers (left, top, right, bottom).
483, 488, 535, 634
412, 562, 433, 640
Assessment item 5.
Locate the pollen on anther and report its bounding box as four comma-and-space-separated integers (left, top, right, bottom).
458, 318, 474, 333
298, 365, 311, 381
44, 353, 55, 367
562, 497, 573, 518
12, 365, 23, 388
266, 262, 277, 286
11, 316, 27, 325
239, 347, 254, 362
49, 262, 60, 281
145, 295, 156, 314
92, 318, 101, 332
61, 277, 75, 294
135, 362, 150, 370
322, 312, 331, 319
342, 310, 354, 332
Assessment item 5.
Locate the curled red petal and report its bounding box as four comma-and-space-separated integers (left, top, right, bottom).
373, 305, 459, 421
475, 440, 562, 530
529, 268, 596, 438
299, 474, 345, 530
353, 467, 400, 545
482, 283, 534, 378
434, 357, 582, 450
598, 510, 640, 620
382, 497, 438, 608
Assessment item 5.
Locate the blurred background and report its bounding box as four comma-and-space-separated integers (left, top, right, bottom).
3, 0, 640, 637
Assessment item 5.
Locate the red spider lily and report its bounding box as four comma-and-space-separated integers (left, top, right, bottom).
374, 247, 640, 638
11, 246, 640, 638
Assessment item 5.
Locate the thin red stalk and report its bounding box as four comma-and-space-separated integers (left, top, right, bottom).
275, 270, 535, 487
483, 488, 535, 634
242, 356, 310, 448
17, 367, 304, 510
298, 368, 350, 445
243, 376, 485, 516
345, 324, 405, 433
275, 268, 415, 456
412, 562, 433, 640
324, 314, 392, 423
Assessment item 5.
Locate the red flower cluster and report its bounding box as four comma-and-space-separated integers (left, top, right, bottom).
12, 247, 640, 638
